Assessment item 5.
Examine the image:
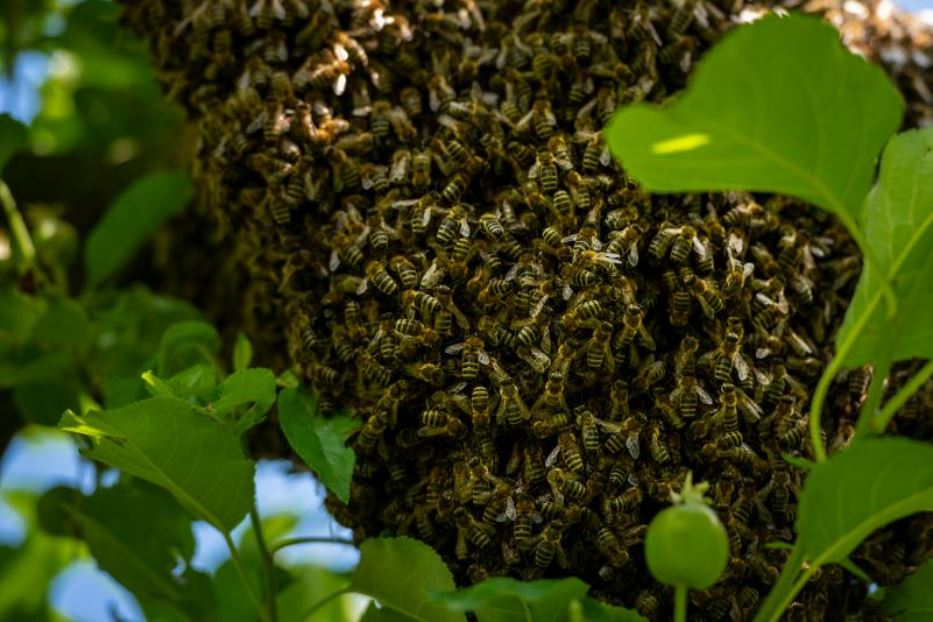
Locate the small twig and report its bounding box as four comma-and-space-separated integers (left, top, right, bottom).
0, 179, 34, 273
222, 530, 272, 622
270, 535, 356, 556
250, 506, 278, 622
873, 359, 933, 433
300, 586, 351, 621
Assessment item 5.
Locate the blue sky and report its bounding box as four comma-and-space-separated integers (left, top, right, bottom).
0, 432, 357, 620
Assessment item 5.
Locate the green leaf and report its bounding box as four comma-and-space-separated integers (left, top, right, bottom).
278, 387, 358, 504
577, 598, 647, 622
884, 559, 933, 621
166, 364, 220, 404
29, 298, 90, 348
157, 321, 220, 377
59, 395, 255, 532
432, 577, 593, 622
68, 481, 195, 602
0, 115, 28, 172
0, 287, 46, 345
836, 128, 933, 366
84, 171, 192, 287
361, 602, 414, 622
209, 368, 276, 434
0, 492, 76, 619
605, 13, 902, 222
796, 438, 933, 567
277, 567, 352, 622
36, 486, 81, 538
12, 379, 81, 426
350, 537, 464, 622
233, 332, 253, 372
103, 375, 146, 409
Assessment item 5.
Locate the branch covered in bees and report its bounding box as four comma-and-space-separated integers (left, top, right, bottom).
119, 0, 932, 619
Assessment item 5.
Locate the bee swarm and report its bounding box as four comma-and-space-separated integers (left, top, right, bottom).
121, 0, 932, 619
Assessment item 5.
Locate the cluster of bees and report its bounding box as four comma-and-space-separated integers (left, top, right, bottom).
120, 0, 932, 619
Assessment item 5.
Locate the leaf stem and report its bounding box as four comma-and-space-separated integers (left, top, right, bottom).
809, 289, 884, 461
300, 586, 351, 621
250, 506, 278, 622
855, 359, 891, 438
841, 219, 897, 320
754, 545, 804, 622
674, 584, 687, 622
222, 530, 272, 622
761, 565, 818, 622
270, 535, 356, 556
872, 359, 933, 433
0, 179, 35, 272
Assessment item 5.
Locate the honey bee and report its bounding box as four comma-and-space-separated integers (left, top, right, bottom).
585, 321, 615, 371
534, 520, 569, 569
453, 507, 494, 557
715, 383, 739, 432
654, 389, 685, 430
445, 336, 490, 380
606, 225, 641, 267
496, 376, 531, 425
554, 430, 585, 472
648, 424, 671, 464
703, 332, 750, 384
684, 273, 725, 319
361, 261, 399, 296
614, 304, 656, 352
513, 494, 537, 548
671, 370, 712, 419
356, 413, 387, 453
634, 356, 666, 391
528, 150, 560, 193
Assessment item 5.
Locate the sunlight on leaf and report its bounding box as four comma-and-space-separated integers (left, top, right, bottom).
278, 387, 358, 504
210, 368, 276, 432
351, 537, 464, 622
606, 13, 902, 223
796, 438, 933, 567
836, 127, 933, 366
59, 395, 255, 532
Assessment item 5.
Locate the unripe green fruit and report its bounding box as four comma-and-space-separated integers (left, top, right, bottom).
644, 500, 729, 589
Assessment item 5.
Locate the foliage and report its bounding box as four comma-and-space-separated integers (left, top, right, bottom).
431, 576, 645, 622
279, 387, 359, 503
606, 11, 933, 622
883, 559, 933, 621
85, 170, 192, 288
0, 5, 930, 622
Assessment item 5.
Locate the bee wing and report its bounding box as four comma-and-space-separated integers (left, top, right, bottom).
695, 385, 714, 405
733, 353, 750, 381
329, 249, 341, 272
545, 444, 562, 467
599, 145, 612, 167
743, 262, 755, 278
478, 351, 490, 365
693, 237, 708, 257
460, 219, 471, 237
504, 497, 517, 521
333, 73, 347, 96
445, 343, 466, 354
754, 368, 771, 385
528, 162, 540, 179
626, 434, 641, 460
628, 245, 639, 267
556, 157, 574, 170
595, 418, 622, 433
355, 279, 369, 295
